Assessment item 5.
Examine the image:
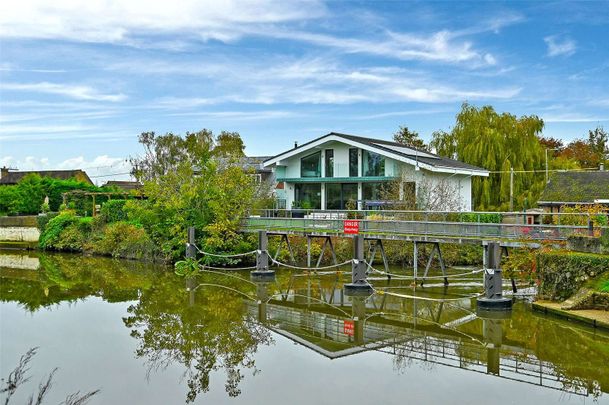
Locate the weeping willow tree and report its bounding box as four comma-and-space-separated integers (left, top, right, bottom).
431, 103, 545, 211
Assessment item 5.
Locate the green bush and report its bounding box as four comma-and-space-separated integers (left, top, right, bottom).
88, 221, 156, 260
37, 212, 59, 233
537, 250, 609, 301
98, 200, 128, 223
39, 212, 80, 249
458, 213, 502, 223
39, 212, 92, 251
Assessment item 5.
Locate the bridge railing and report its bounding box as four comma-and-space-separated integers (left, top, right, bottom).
243, 213, 597, 241
251, 208, 600, 226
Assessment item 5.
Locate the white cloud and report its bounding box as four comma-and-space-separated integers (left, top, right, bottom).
166, 110, 298, 120
0, 1, 506, 66
1, 82, 126, 102
0, 123, 91, 136
0, 0, 326, 43
263, 28, 493, 65
544, 35, 576, 57
143, 57, 520, 105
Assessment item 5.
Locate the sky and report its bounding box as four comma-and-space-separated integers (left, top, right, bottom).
1, 0, 608, 182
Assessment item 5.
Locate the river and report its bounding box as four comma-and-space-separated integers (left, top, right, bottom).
1, 251, 608, 404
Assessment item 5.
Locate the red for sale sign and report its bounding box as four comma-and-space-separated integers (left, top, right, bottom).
343, 320, 354, 336
343, 220, 359, 234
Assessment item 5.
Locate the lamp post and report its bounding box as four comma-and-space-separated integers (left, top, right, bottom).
545, 148, 559, 184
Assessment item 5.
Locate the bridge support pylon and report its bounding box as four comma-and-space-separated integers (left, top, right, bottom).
477, 242, 512, 311
344, 235, 373, 296
251, 230, 275, 281
185, 226, 197, 259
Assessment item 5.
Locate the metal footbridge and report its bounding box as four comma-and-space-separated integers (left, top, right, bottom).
243, 209, 601, 246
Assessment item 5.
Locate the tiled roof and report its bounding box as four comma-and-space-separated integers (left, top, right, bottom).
538, 171, 609, 204
0, 169, 93, 185
264, 132, 488, 173
103, 180, 142, 191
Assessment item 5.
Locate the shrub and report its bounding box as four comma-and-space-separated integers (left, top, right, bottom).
458, 213, 502, 223
98, 199, 128, 223
39, 212, 80, 249
537, 250, 609, 301
39, 212, 92, 251
89, 221, 156, 260
37, 212, 59, 233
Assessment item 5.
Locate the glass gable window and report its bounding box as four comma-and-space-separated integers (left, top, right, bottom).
300, 152, 321, 178
295, 183, 321, 209
362, 150, 385, 177
325, 149, 334, 177
349, 148, 358, 177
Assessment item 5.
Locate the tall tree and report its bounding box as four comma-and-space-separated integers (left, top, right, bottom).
214, 131, 246, 158
431, 103, 545, 210
588, 125, 608, 164
559, 139, 600, 168
128, 129, 258, 261
393, 126, 429, 151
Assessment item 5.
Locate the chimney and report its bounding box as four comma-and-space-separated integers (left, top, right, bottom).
0, 166, 8, 179
294, 141, 298, 149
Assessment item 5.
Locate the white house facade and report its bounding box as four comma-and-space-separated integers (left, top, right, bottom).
263, 133, 489, 211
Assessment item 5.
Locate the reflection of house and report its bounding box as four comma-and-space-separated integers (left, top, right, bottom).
538, 171, 609, 213
0, 167, 93, 185
102, 180, 143, 192
263, 133, 488, 210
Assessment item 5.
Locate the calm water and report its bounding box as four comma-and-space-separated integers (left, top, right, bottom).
1, 251, 608, 404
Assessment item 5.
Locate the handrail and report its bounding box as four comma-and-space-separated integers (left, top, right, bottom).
249, 208, 598, 217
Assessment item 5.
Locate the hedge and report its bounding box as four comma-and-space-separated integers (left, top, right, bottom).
537, 250, 609, 301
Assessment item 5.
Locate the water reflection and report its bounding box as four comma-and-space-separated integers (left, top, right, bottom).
1, 252, 608, 403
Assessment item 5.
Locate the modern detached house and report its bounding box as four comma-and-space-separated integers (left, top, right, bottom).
263, 133, 489, 211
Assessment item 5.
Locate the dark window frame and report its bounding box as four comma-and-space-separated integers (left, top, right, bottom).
325, 149, 334, 178
349, 148, 358, 177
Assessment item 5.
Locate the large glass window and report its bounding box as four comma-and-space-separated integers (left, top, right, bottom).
362, 182, 385, 201
325, 149, 334, 177
362, 150, 385, 177
349, 148, 358, 177
326, 183, 358, 210
300, 152, 321, 178
294, 183, 321, 209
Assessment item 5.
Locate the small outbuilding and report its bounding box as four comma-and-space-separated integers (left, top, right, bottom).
538, 171, 609, 213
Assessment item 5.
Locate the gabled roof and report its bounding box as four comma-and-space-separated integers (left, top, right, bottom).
538, 171, 609, 205
240, 156, 273, 173
102, 180, 143, 191
0, 169, 93, 185
263, 132, 488, 176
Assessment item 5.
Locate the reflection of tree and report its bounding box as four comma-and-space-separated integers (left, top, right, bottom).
0, 253, 157, 311
123, 275, 273, 402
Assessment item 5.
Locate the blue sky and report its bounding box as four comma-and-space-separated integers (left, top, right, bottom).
1, 0, 608, 182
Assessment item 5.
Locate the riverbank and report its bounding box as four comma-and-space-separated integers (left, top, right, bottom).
532, 300, 609, 331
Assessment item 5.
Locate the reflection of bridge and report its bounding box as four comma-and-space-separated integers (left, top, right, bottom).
246, 281, 600, 398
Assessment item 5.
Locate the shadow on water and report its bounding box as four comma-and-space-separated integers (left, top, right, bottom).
1, 251, 609, 403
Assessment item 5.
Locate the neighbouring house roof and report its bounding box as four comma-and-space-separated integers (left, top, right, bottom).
102, 180, 143, 191
240, 156, 274, 173
0, 168, 94, 185
538, 171, 609, 205
263, 132, 489, 176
